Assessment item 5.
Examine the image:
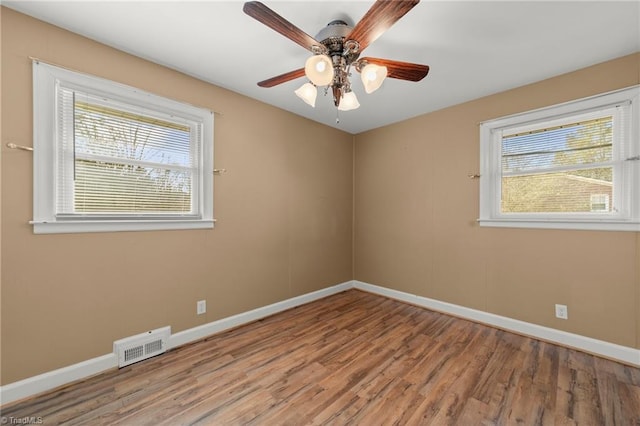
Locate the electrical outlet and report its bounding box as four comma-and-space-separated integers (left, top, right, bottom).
197, 300, 206, 315
555, 304, 568, 320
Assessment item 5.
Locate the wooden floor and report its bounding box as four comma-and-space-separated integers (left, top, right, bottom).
3, 290, 640, 425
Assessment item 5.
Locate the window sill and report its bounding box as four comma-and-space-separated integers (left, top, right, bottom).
478, 218, 640, 232
31, 219, 215, 234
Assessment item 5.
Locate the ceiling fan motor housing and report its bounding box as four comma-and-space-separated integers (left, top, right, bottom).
315, 20, 352, 43
316, 20, 360, 65
315, 20, 361, 106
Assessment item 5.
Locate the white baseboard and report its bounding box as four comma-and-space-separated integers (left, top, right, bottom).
353, 280, 640, 367
0, 281, 353, 406
3, 279, 638, 406
0, 354, 118, 407
168, 281, 353, 349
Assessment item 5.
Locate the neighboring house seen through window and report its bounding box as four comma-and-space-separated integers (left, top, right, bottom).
479, 86, 639, 231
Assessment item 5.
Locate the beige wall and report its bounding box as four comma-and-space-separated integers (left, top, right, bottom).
355, 53, 640, 350
2, 6, 639, 388
0, 8, 353, 385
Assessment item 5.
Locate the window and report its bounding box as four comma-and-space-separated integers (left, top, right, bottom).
479, 86, 639, 231
590, 194, 610, 212
32, 61, 214, 234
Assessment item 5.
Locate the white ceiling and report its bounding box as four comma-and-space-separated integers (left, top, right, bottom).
4, 1, 640, 134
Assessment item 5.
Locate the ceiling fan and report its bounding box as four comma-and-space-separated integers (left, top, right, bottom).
243, 0, 430, 112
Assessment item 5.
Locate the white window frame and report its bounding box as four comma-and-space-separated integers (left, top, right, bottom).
479, 85, 640, 231
32, 61, 214, 234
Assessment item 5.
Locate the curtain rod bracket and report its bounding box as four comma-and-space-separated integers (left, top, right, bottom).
6, 143, 34, 152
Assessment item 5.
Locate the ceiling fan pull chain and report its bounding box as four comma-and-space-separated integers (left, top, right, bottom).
336, 110, 340, 124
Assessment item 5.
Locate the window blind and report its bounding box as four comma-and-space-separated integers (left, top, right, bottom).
502, 116, 613, 175
500, 113, 616, 214
56, 87, 200, 217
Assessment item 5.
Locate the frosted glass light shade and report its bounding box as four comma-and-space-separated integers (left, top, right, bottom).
360, 63, 387, 94
294, 82, 317, 107
338, 91, 360, 111
304, 55, 334, 86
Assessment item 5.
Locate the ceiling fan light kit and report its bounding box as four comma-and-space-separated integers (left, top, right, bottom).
338, 90, 360, 111
294, 82, 318, 107
304, 54, 334, 86
243, 0, 429, 114
360, 62, 388, 94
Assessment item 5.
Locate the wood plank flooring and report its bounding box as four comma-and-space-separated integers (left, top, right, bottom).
2, 289, 640, 425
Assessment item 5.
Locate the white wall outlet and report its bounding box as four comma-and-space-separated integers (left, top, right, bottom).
197, 300, 206, 315
555, 304, 568, 320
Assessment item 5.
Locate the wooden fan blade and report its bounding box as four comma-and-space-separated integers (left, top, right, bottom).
243, 1, 319, 52
258, 68, 306, 87
347, 0, 420, 52
360, 57, 429, 81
